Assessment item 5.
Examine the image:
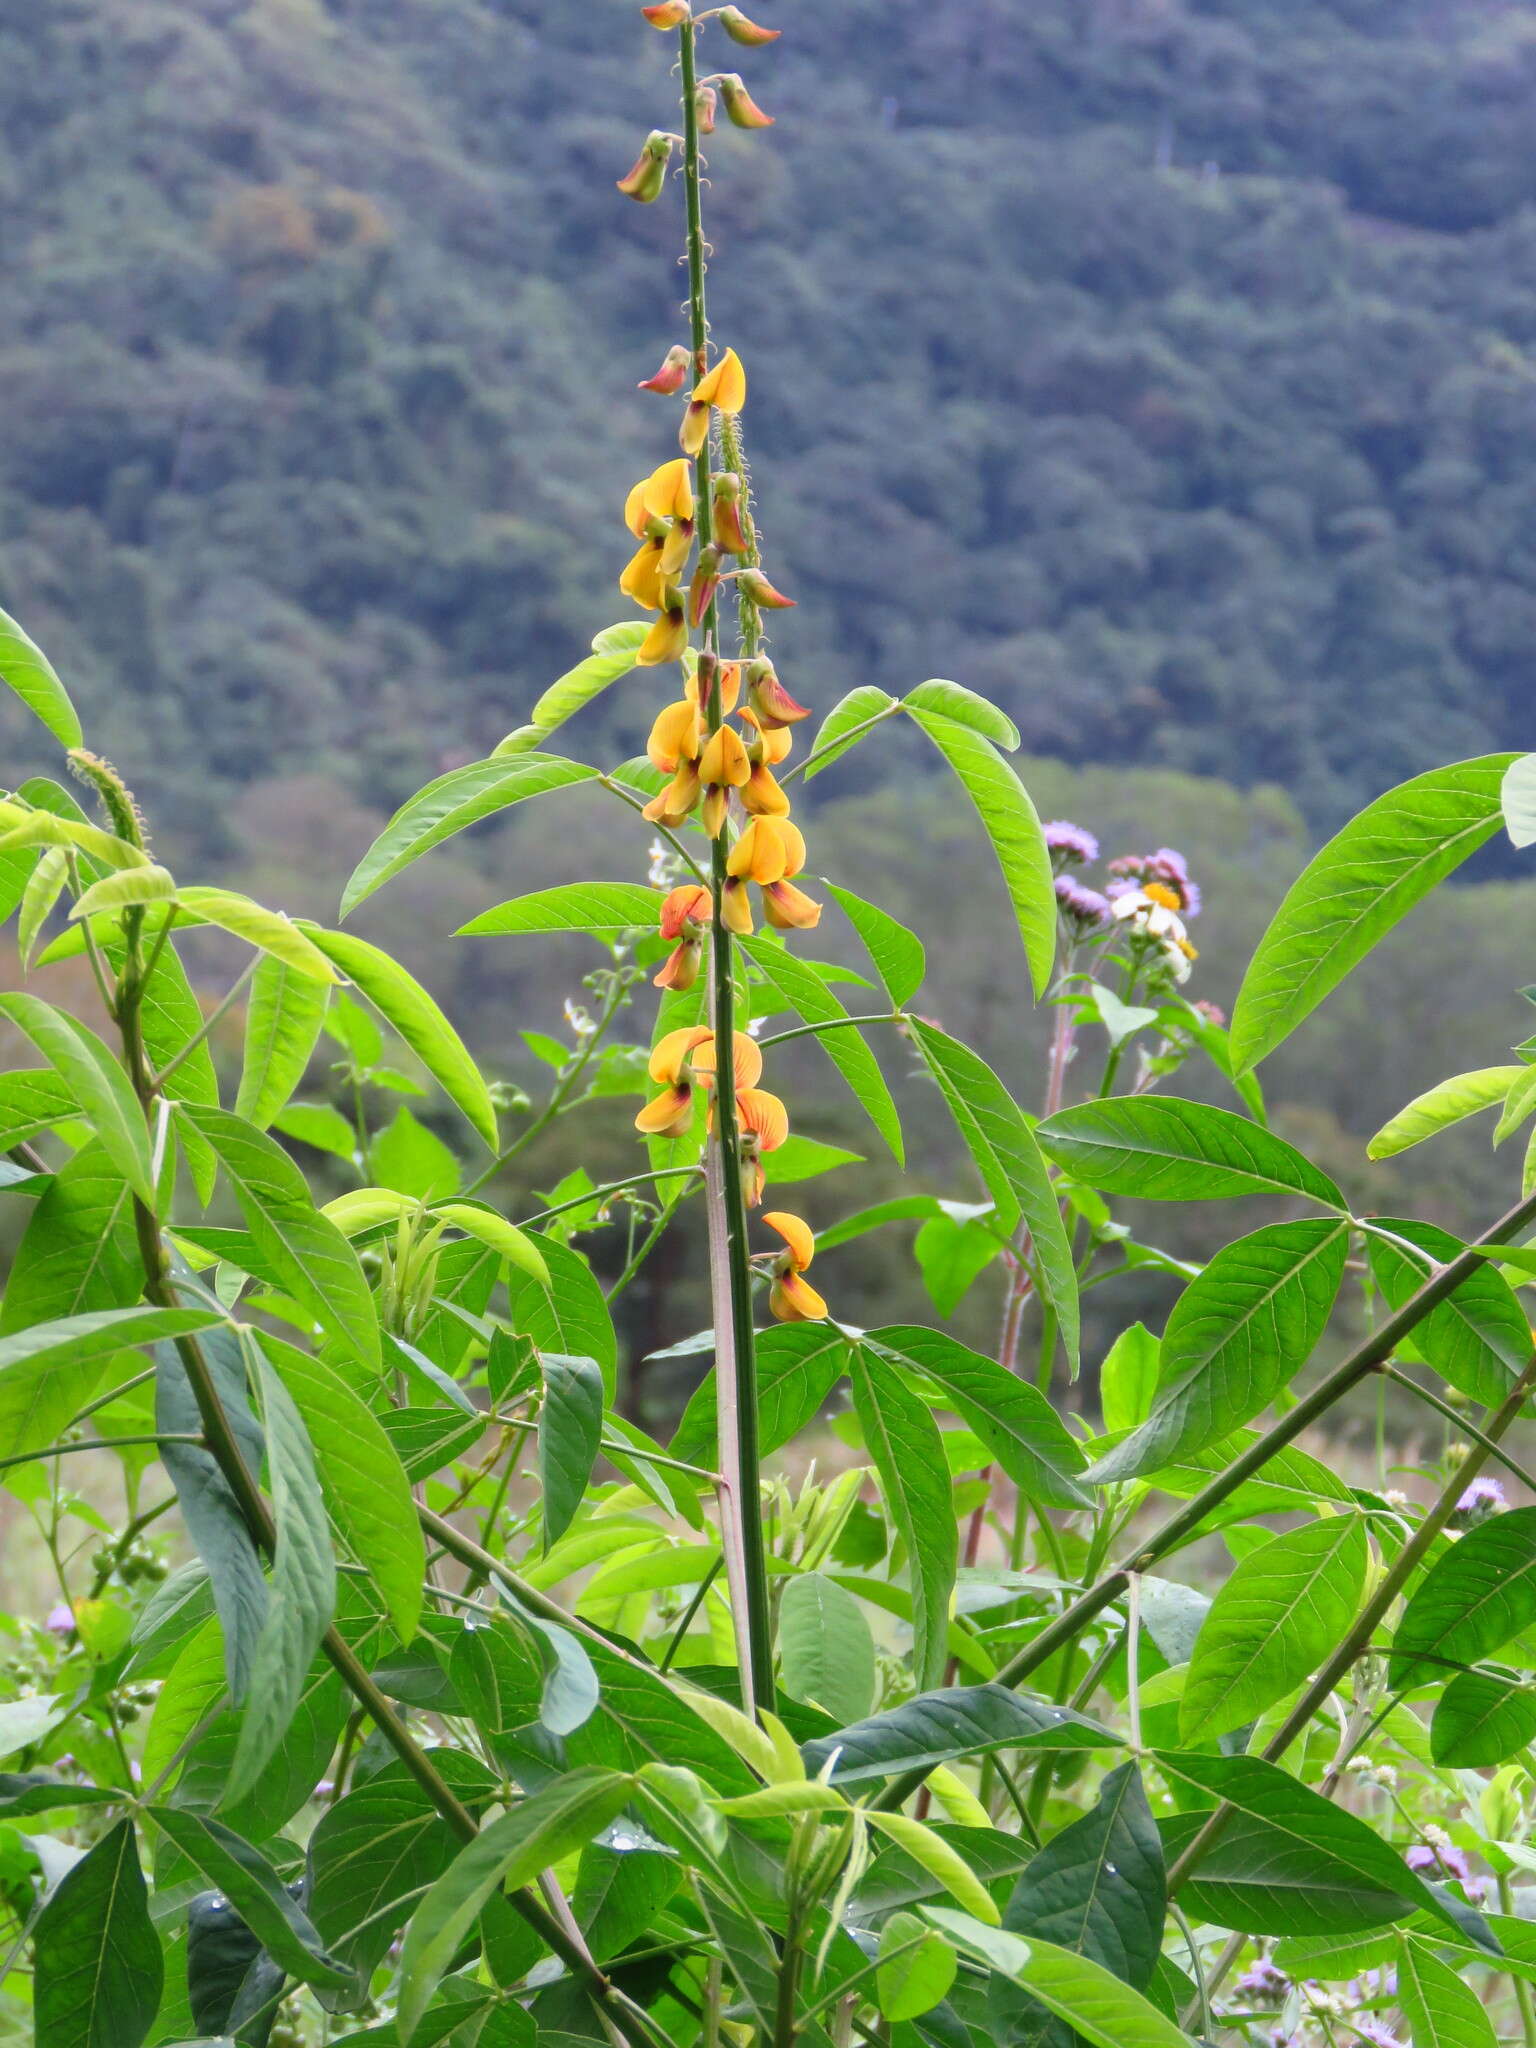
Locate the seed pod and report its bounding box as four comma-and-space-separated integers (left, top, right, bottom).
617, 130, 674, 202
719, 6, 780, 44
718, 73, 774, 129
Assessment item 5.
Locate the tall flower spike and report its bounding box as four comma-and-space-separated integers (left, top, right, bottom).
634, 1025, 713, 1136
640, 345, 692, 395
617, 131, 675, 202
638, 593, 688, 667
746, 656, 810, 728
698, 722, 750, 837
760, 1212, 827, 1321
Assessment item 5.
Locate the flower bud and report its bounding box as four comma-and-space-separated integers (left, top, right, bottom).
738, 566, 795, 609
712, 472, 750, 554
654, 937, 702, 991
617, 131, 675, 202
639, 344, 692, 396
641, 0, 690, 23
689, 544, 723, 628
695, 84, 718, 134
658, 881, 712, 940
719, 6, 780, 44
746, 656, 810, 727
717, 73, 774, 129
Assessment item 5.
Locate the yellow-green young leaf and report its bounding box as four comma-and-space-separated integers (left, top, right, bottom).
801, 685, 900, 781
715, 1782, 846, 1819
19, 845, 69, 965
878, 1912, 958, 2022
458, 880, 662, 937
69, 863, 177, 920
904, 701, 1054, 996
341, 752, 597, 916
1495, 1061, 1536, 1146
1396, 1931, 1499, 2047
173, 885, 337, 981
1180, 1516, 1368, 1740
1231, 754, 1519, 1074
1502, 754, 1536, 849
258, 1333, 424, 1643
0, 604, 82, 747
676, 1685, 782, 1785
1369, 1066, 1528, 1159
300, 923, 497, 1151
433, 1201, 548, 1285
823, 880, 925, 1009
0, 809, 147, 871
868, 1811, 1001, 1924
32, 1820, 161, 2048
323, 1186, 413, 1235
0, 992, 157, 1206
237, 954, 330, 1130
396, 1769, 633, 2042
905, 677, 1021, 750
849, 1344, 956, 1693
498, 621, 650, 753
743, 934, 904, 1164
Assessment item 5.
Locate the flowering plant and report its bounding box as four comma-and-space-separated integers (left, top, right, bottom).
4, 10, 1536, 2048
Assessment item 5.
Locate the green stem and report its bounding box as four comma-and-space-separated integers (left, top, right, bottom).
755, 1012, 905, 1049
462, 977, 632, 1196
876, 1181, 1536, 1810
1500, 1873, 1536, 2048
150, 955, 256, 1088
679, 9, 774, 1718
777, 704, 902, 785
1378, 1360, 1536, 1492
0, 1434, 201, 1477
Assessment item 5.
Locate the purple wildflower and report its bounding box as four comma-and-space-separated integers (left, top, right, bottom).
1193, 998, 1227, 1028
1146, 847, 1202, 917
1236, 1959, 1289, 2004
1406, 1841, 1471, 1883
1054, 876, 1110, 937
1455, 1476, 1506, 1522
44, 1603, 74, 1639
1043, 820, 1099, 869
1353, 2024, 1406, 2048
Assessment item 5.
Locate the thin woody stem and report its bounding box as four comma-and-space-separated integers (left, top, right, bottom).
679, 10, 775, 1716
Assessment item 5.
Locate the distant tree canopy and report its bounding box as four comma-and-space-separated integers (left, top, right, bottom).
0, 0, 1533, 850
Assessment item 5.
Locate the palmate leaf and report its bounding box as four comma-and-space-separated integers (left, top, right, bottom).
459, 881, 662, 936
1365, 1216, 1532, 1406
1369, 1066, 1527, 1159
1392, 1507, 1536, 1689
1230, 754, 1520, 1073
1087, 1218, 1350, 1483
0, 601, 82, 746
849, 1341, 956, 1692
744, 933, 904, 1163
1179, 1515, 1367, 1740
1431, 1670, 1536, 1767
341, 752, 597, 917
803, 1685, 1121, 1785
31, 1818, 161, 2048
1037, 1095, 1345, 1209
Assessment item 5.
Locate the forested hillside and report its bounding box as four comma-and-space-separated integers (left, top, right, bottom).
1, 0, 1534, 856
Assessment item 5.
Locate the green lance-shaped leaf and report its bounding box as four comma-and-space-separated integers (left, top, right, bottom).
989, 1761, 1165, 2048
1088, 1217, 1350, 1483
496, 620, 650, 753
1366, 1216, 1532, 1407
802, 1684, 1121, 1786
669, 1318, 850, 1468
0, 604, 82, 747
1180, 1515, 1368, 1740
1230, 754, 1520, 1073
32, 1817, 161, 2048
171, 885, 338, 981
0, 1304, 220, 1461
906, 677, 1022, 750
433, 1201, 548, 1285
907, 1020, 1078, 1368
0, 992, 157, 1207
1037, 1094, 1346, 1209
904, 698, 1055, 996
258, 1331, 424, 1642
185, 1104, 381, 1373
225, 1340, 337, 1805
150, 1807, 349, 1989
1431, 1671, 1536, 1768
0, 1774, 123, 1819
19, 845, 69, 965
878, 1911, 958, 2022
300, 923, 497, 1151
236, 954, 330, 1131
849, 1340, 956, 1692
0, 1066, 76, 1151
508, 1237, 616, 1397
1392, 1506, 1536, 1689
1369, 1066, 1528, 1159
395, 1767, 634, 2042
867, 1811, 1002, 1924
864, 1324, 1088, 1508
341, 752, 597, 917
823, 880, 925, 1009
539, 1352, 604, 1550
744, 932, 904, 1163
932, 1915, 1193, 2048
801, 684, 899, 781
0, 1141, 140, 1333
1495, 1060, 1536, 1146
1504, 754, 1536, 849
1099, 1322, 1159, 1434
1397, 1931, 1499, 2048
459, 880, 662, 937
0, 806, 146, 875
779, 1571, 877, 1726
1155, 1751, 1497, 1945
70, 862, 178, 920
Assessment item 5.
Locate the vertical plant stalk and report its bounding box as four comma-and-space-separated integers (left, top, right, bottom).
679, 13, 775, 1715
704, 1146, 761, 1714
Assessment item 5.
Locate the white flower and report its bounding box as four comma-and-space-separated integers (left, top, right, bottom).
563, 998, 597, 1039
1159, 935, 1193, 984
1111, 887, 1187, 944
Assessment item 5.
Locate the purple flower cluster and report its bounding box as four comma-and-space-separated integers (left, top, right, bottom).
1235, 1958, 1290, 2004
1043, 819, 1099, 869
1054, 875, 1111, 937
1455, 1476, 1506, 1523
1406, 1840, 1472, 1883
1107, 847, 1202, 916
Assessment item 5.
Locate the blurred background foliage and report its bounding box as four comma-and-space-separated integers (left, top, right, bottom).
0, 0, 1533, 1405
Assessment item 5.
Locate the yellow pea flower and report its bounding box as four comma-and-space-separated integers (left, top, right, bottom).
761, 1211, 828, 1321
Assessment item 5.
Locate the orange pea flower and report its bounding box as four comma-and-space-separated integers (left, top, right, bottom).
642, 761, 700, 827
721, 877, 754, 933
634, 1026, 713, 1136
620, 539, 668, 610
699, 722, 750, 837
712, 472, 750, 554
720, 6, 780, 45
647, 698, 704, 773
688, 655, 741, 716
641, 0, 690, 24
727, 814, 805, 884
693, 347, 747, 413
654, 882, 712, 990
639, 344, 692, 395
691, 1030, 762, 1092
761, 1211, 827, 1320
746, 657, 810, 729
626, 458, 695, 537
638, 595, 688, 667
763, 878, 822, 930
735, 1086, 789, 1203
738, 566, 794, 609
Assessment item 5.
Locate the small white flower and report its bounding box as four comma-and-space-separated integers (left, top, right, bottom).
563, 998, 597, 1039
1384, 1488, 1410, 1510
646, 837, 674, 888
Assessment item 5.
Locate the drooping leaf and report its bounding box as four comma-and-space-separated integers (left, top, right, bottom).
1230, 755, 1519, 1073
170, 885, 337, 981
878, 1911, 958, 2022
745, 933, 904, 1163
506, 1239, 616, 1400
539, 1352, 604, 1551
0, 603, 82, 747
850, 1341, 956, 1691
1037, 1095, 1345, 1209
1366, 1217, 1532, 1407
258, 1332, 424, 1642
1088, 1219, 1350, 1483
0, 992, 157, 1206
1369, 1067, 1528, 1160
1392, 1507, 1536, 1690
823, 880, 926, 1009
803, 1686, 1121, 1785
0, 1067, 76, 1151
1180, 1515, 1367, 1739
236, 955, 330, 1131
395, 1768, 633, 2041
905, 701, 1054, 996
1431, 1671, 1536, 1767
499, 621, 650, 753
1396, 1931, 1499, 2048
225, 1341, 337, 1804
0, 1141, 139, 1333
434, 1202, 548, 1286
32, 1818, 161, 2048
70, 864, 178, 920
340, 754, 597, 917
779, 1572, 877, 1726
185, 1105, 381, 1373
907, 1021, 1077, 1367
150, 1807, 349, 1989
459, 881, 662, 937
0, 1304, 220, 1461
669, 1319, 849, 1468
905, 678, 1021, 750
